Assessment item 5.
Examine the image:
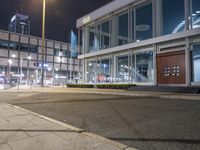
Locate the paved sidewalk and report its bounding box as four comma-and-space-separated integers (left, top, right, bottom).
2, 86, 200, 101
0, 104, 137, 150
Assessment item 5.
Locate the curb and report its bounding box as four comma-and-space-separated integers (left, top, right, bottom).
8, 104, 83, 133
70, 91, 200, 101
82, 132, 128, 150
3, 88, 200, 101
8, 104, 138, 150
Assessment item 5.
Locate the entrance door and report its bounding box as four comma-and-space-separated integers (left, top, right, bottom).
157, 50, 186, 85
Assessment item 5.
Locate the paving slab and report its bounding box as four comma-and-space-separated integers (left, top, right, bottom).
0, 144, 12, 150
0, 104, 137, 150
0, 131, 28, 144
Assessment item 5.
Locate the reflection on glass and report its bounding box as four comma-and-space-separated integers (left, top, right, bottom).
86, 59, 110, 83
136, 3, 152, 41
88, 26, 96, 52
87, 61, 95, 83
118, 12, 128, 45
87, 20, 110, 53
101, 21, 110, 49
192, 44, 200, 82
98, 59, 110, 83
117, 56, 129, 82
136, 51, 153, 82
191, 0, 200, 29
162, 0, 185, 34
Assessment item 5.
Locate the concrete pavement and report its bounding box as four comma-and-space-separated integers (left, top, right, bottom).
0, 87, 200, 150
0, 104, 137, 150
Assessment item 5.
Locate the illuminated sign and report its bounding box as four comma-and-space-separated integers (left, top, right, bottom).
82, 16, 91, 24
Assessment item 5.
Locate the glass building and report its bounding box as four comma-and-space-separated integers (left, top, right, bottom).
8, 13, 31, 35
77, 0, 200, 87
0, 30, 81, 86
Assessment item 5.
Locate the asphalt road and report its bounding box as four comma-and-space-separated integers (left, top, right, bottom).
2, 92, 200, 150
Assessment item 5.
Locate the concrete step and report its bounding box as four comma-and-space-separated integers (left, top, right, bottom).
128, 86, 200, 94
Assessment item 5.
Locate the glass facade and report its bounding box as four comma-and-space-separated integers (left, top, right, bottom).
162, 0, 185, 35
30, 45, 38, 53
87, 20, 111, 53
20, 43, 29, 52
118, 12, 129, 45
88, 25, 96, 53
136, 3, 152, 41
10, 41, 19, 50
83, 2, 154, 53
0, 40, 9, 49
98, 59, 110, 83
100, 21, 110, 49
0, 40, 38, 53
192, 44, 200, 82
87, 61, 96, 83
81, 0, 200, 54
191, 0, 200, 29
86, 59, 111, 83
117, 56, 129, 83
85, 50, 154, 84
80, 0, 200, 86
54, 49, 71, 58
135, 51, 153, 82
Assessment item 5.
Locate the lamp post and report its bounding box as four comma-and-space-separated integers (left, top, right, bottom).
41, 0, 46, 87
20, 57, 23, 86
8, 59, 13, 83
27, 56, 32, 85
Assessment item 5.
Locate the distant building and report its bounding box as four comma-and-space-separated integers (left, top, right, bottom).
0, 30, 81, 85
8, 13, 30, 35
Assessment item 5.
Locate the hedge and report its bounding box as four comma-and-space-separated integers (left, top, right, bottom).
66, 84, 94, 88
66, 84, 136, 89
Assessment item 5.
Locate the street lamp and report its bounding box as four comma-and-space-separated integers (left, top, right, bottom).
41, 0, 46, 87
27, 56, 32, 85
28, 56, 32, 60
8, 59, 13, 83
11, 54, 16, 58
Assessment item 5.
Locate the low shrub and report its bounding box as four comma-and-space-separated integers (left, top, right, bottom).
96, 84, 136, 89
66, 84, 136, 89
66, 84, 94, 88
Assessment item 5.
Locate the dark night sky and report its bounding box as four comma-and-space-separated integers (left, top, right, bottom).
0, 0, 112, 42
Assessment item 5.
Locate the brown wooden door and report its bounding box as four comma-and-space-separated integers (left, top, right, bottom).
157, 51, 186, 85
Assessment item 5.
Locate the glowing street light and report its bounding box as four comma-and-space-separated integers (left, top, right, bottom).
11, 54, 16, 58
28, 56, 32, 60
41, 0, 46, 87
8, 59, 13, 64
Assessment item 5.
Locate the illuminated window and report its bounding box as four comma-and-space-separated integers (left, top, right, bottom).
192, 44, 200, 82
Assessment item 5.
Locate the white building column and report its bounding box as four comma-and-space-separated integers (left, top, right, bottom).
83, 59, 87, 83
109, 53, 114, 83
185, 37, 191, 87
153, 0, 163, 37
113, 55, 117, 83
184, 0, 191, 87
153, 44, 158, 86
